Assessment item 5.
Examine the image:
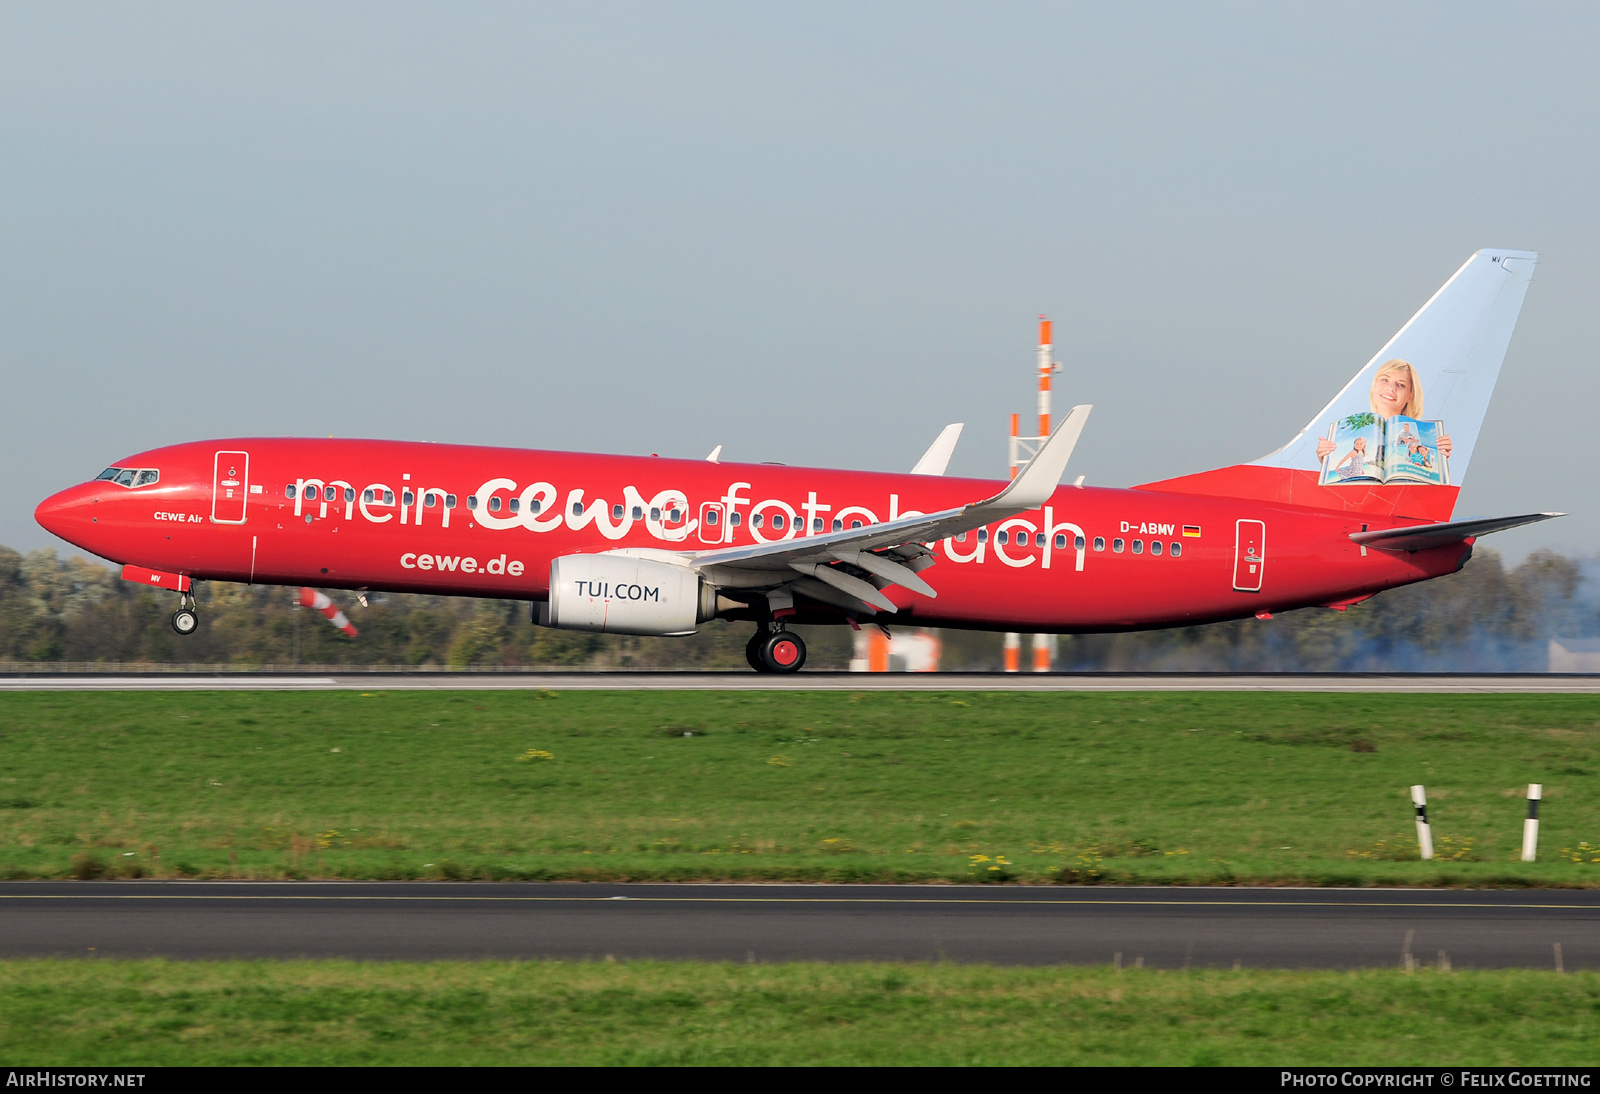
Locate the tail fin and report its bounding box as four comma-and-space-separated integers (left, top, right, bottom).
1139, 249, 1537, 520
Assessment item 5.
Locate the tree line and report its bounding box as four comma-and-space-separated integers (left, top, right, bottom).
0, 543, 1591, 672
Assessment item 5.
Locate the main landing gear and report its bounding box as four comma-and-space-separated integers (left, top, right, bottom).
746, 627, 807, 674
170, 590, 198, 636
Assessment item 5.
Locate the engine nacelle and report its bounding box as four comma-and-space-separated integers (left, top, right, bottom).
539, 553, 715, 636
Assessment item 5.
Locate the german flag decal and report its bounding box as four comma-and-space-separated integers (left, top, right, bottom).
1182, 525, 1202, 537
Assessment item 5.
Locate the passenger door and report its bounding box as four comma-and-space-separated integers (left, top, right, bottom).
1232, 519, 1265, 592
211, 451, 250, 524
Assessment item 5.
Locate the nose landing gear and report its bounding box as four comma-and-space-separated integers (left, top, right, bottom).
170, 589, 198, 636
747, 627, 806, 673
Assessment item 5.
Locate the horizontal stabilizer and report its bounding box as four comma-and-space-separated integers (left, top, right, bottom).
1350, 512, 1564, 552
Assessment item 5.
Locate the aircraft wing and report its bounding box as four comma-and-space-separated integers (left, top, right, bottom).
910, 423, 963, 475
689, 406, 1091, 613
1349, 512, 1564, 552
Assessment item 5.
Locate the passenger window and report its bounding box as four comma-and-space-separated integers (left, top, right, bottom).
344, 487, 355, 503
363, 489, 374, 503
730, 511, 742, 526
831, 519, 842, 532
1132, 539, 1144, 554
1150, 540, 1163, 555
508, 498, 519, 513
612, 504, 624, 520
770, 513, 784, 529
669, 508, 681, 522
445, 495, 456, 509
425, 493, 438, 508
403, 490, 415, 506
325, 486, 337, 502
633, 506, 644, 520
467, 496, 478, 510
529, 499, 541, 514
1035, 533, 1046, 547
850, 520, 862, 529
1113, 538, 1125, 553
813, 518, 824, 532
706, 509, 720, 526
572, 501, 584, 516
997, 531, 1009, 545
488, 497, 501, 513
286, 485, 297, 500
1054, 533, 1067, 549
1170, 542, 1182, 557
383, 491, 394, 505
1094, 537, 1105, 551
651, 507, 662, 522
955, 531, 966, 542
1075, 535, 1086, 551
976, 529, 988, 543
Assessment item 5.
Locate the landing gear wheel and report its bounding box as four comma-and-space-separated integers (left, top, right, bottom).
760, 631, 806, 673
746, 630, 770, 672
170, 608, 198, 636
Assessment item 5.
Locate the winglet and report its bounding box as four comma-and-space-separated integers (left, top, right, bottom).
706, 445, 723, 463
987, 405, 1091, 509
910, 423, 964, 475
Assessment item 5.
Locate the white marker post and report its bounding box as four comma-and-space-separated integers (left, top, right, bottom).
1411, 785, 1433, 861
1522, 783, 1542, 862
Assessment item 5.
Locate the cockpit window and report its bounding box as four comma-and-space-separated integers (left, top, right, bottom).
97, 467, 160, 488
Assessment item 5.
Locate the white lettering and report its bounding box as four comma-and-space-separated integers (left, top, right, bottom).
508, 560, 524, 576
520, 482, 562, 532
474, 478, 522, 530
487, 554, 506, 575
1042, 507, 1086, 572
943, 530, 986, 564
360, 483, 394, 524
800, 492, 830, 536
461, 557, 477, 574
993, 518, 1038, 568
295, 478, 327, 519
400, 553, 417, 569
416, 554, 433, 570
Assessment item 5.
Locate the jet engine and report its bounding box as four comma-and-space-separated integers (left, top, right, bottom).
538, 553, 716, 636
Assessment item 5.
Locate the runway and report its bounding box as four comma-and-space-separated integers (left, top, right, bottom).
3, 672, 1600, 692
2, 882, 1594, 968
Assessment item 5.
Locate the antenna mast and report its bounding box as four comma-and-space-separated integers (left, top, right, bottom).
1005, 316, 1063, 672
1009, 316, 1061, 478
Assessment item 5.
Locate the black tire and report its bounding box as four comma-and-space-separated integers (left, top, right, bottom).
745, 630, 770, 672
760, 631, 807, 673
171, 609, 198, 636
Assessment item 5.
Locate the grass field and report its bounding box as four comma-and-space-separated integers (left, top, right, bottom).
1, 690, 1598, 884
0, 959, 1595, 1066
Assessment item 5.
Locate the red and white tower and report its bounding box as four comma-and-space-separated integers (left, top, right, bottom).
1006, 317, 1061, 672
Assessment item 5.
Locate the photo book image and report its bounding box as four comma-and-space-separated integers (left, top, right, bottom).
1319, 413, 1448, 487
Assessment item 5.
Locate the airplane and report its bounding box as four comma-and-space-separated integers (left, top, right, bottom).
34, 249, 1562, 672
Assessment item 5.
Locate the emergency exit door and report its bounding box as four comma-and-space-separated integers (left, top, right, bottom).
1232, 519, 1265, 592
211, 451, 250, 524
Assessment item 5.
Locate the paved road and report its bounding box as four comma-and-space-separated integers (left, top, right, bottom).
3, 672, 1600, 692
2, 883, 1594, 968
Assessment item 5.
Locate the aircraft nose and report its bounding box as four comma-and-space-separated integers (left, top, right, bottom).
34, 484, 98, 544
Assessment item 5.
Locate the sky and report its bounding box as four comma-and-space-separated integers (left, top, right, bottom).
3, 3, 1597, 563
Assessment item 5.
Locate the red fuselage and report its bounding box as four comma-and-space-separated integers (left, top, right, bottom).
35, 437, 1469, 632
